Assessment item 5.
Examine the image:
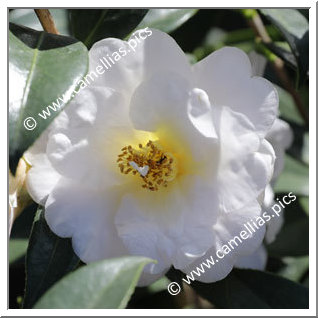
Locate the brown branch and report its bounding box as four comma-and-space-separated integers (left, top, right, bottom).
247, 11, 309, 126
34, 9, 59, 35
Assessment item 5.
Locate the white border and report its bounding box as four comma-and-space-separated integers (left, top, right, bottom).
2, 1, 316, 316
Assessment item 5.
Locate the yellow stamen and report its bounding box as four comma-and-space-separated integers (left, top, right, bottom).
117, 140, 178, 191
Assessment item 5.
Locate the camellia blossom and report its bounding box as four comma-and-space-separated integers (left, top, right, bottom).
26, 29, 279, 285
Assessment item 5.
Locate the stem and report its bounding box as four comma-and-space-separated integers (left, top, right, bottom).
34, 9, 59, 34
244, 10, 309, 126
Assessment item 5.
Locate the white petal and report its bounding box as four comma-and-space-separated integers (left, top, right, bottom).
26, 154, 61, 205
235, 244, 267, 270
45, 179, 128, 263
45, 87, 132, 189
89, 28, 191, 96
129, 71, 218, 164
213, 200, 266, 257
115, 193, 178, 274
263, 184, 275, 208
24, 110, 70, 166
217, 107, 275, 212
266, 118, 293, 182
181, 245, 237, 283
115, 172, 224, 270
193, 47, 278, 136
181, 200, 265, 283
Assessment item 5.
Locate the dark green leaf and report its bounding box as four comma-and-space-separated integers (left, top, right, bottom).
34, 256, 153, 309
260, 9, 309, 86
136, 9, 198, 33
9, 23, 88, 173
9, 9, 71, 36
23, 207, 80, 308
192, 268, 309, 309
69, 9, 148, 48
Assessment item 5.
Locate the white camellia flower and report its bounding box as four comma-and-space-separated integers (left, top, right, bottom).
26, 29, 279, 285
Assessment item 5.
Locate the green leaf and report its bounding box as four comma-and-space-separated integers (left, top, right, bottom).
260, 9, 308, 86
192, 268, 309, 308
274, 155, 309, 196
9, 9, 71, 36
23, 207, 80, 308
136, 9, 198, 33
34, 256, 153, 309
9, 239, 28, 264
9, 23, 88, 173
69, 9, 148, 48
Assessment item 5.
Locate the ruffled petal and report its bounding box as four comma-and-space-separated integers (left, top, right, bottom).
89, 28, 191, 96
217, 107, 275, 212
181, 200, 265, 283
193, 47, 278, 137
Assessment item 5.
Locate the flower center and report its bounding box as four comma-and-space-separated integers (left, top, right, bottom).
117, 140, 178, 191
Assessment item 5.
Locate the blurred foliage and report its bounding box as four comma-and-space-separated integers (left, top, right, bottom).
9, 8, 309, 309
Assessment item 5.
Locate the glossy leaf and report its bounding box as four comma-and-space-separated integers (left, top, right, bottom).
136, 9, 198, 33
260, 9, 309, 86
9, 23, 88, 173
23, 207, 80, 308
69, 9, 148, 48
192, 268, 309, 309
34, 257, 153, 309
